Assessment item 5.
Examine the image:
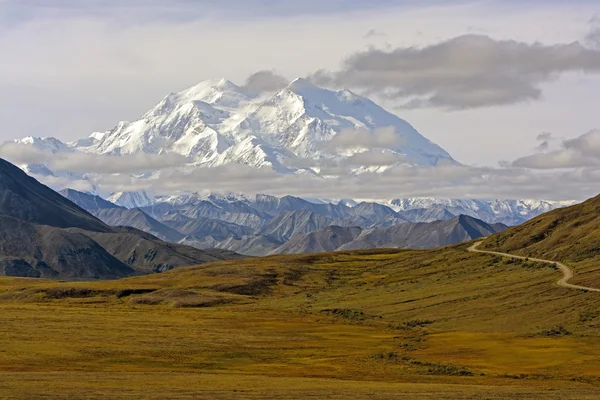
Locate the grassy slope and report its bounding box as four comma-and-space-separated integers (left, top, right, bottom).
482, 194, 600, 287
1, 244, 600, 399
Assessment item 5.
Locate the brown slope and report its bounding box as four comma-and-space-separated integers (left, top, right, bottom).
481, 194, 600, 287
78, 229, 245, 274
482, 194, 600, 262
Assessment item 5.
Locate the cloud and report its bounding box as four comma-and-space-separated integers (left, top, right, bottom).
50, 152, 190, 174
76, 161, 600, 202
321, 126, 405, 151
243, 70, 289, 94
0, 142, 189, 174
513, 129, 600, 169
0, 0, 413, 25
10, 143, 598, 201
536, 132, 553, 141
586, 15, 600, 49
364, 29, 387, 38
563, 129, 600, 157
343, 150, 407, 167
535, 132, 554, 151
0, 142, 53, 165
312, 34, 600, 109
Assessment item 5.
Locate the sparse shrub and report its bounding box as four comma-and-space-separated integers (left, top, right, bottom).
211, 273, 278, 296
371, 352, 401, 361
502, 373, 529, 380
539, 326, 572, 337
426, 363, 473, 376
42, 288, 105, 299
579, 311, 598, 322
115, 288, 157, 298
129, 296, 162, 305
320, 308, 367, 321
401, 319, 434, 328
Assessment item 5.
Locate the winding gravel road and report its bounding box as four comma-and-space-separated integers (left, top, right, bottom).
468, 241, 600, 293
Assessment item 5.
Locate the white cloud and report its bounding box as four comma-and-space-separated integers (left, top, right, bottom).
513, 129, 600, 169
79, 162, 599, 201
321, 126, 405, 151
0, 142, 189, 174
0, 142, 52, 165
51, 152, 190, 174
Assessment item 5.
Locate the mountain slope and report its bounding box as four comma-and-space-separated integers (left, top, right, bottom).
339, 215, 504, 251
482, 194, 600, 265
400, 206, 456, 223
182, 234, 283, 257
108, 191, 152, 208
60, 189, 121, 212
0, 213, 133, 279
93, 208, 185, 243
260, 210, 335, 242
0, 158, 111, 232
59, 189, 184, 243
262, 215, 505, 255
270, 225, 363, 255
236, 78, 453, 166
0, 158, 242, 279
79, 229, 243, 275
160, 214, 254, 240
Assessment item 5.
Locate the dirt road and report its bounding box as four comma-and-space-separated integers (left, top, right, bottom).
468, 241, 600, 292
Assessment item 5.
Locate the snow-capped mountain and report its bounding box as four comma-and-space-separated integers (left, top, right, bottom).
6, 78, 576, 228
383, 198, 577, 226
13, 78, 455, 177
108, 191, 152, 209
119, 190, 575, 227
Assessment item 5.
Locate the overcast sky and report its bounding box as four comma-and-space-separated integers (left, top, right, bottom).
0, 0, 599, 179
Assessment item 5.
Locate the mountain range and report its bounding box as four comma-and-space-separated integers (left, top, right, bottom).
6, 78, 575, 236
60, 187, 508, 256
0, 158, 241, 280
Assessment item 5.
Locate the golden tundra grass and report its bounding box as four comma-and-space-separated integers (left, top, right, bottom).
1, 245, 600, 399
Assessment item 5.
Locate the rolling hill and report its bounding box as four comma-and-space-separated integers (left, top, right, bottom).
481, 194, 600, 287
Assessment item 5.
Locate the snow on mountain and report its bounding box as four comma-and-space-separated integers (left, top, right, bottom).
7, 78, 576, 226
235, 78, 453, 165
9, 77, 456, 182
108, 191, 152, 209
51, 77, 454, 174
141, 191, 575, 226
14, 136, 72, 154
384, 198, 577, 225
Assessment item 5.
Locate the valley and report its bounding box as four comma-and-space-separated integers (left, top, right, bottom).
2, 218, 600, 398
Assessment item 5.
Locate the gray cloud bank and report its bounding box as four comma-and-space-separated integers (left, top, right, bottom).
0, 142, 189, 174
311, 34, 600, 109
86, 162, 600, 201
3, 140, 598, 201
242, 70, 289, 94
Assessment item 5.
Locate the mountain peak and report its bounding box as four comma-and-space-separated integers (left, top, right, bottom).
185, 78, 242, 94
174, 78, 250, 108
287, 77, 320, 94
